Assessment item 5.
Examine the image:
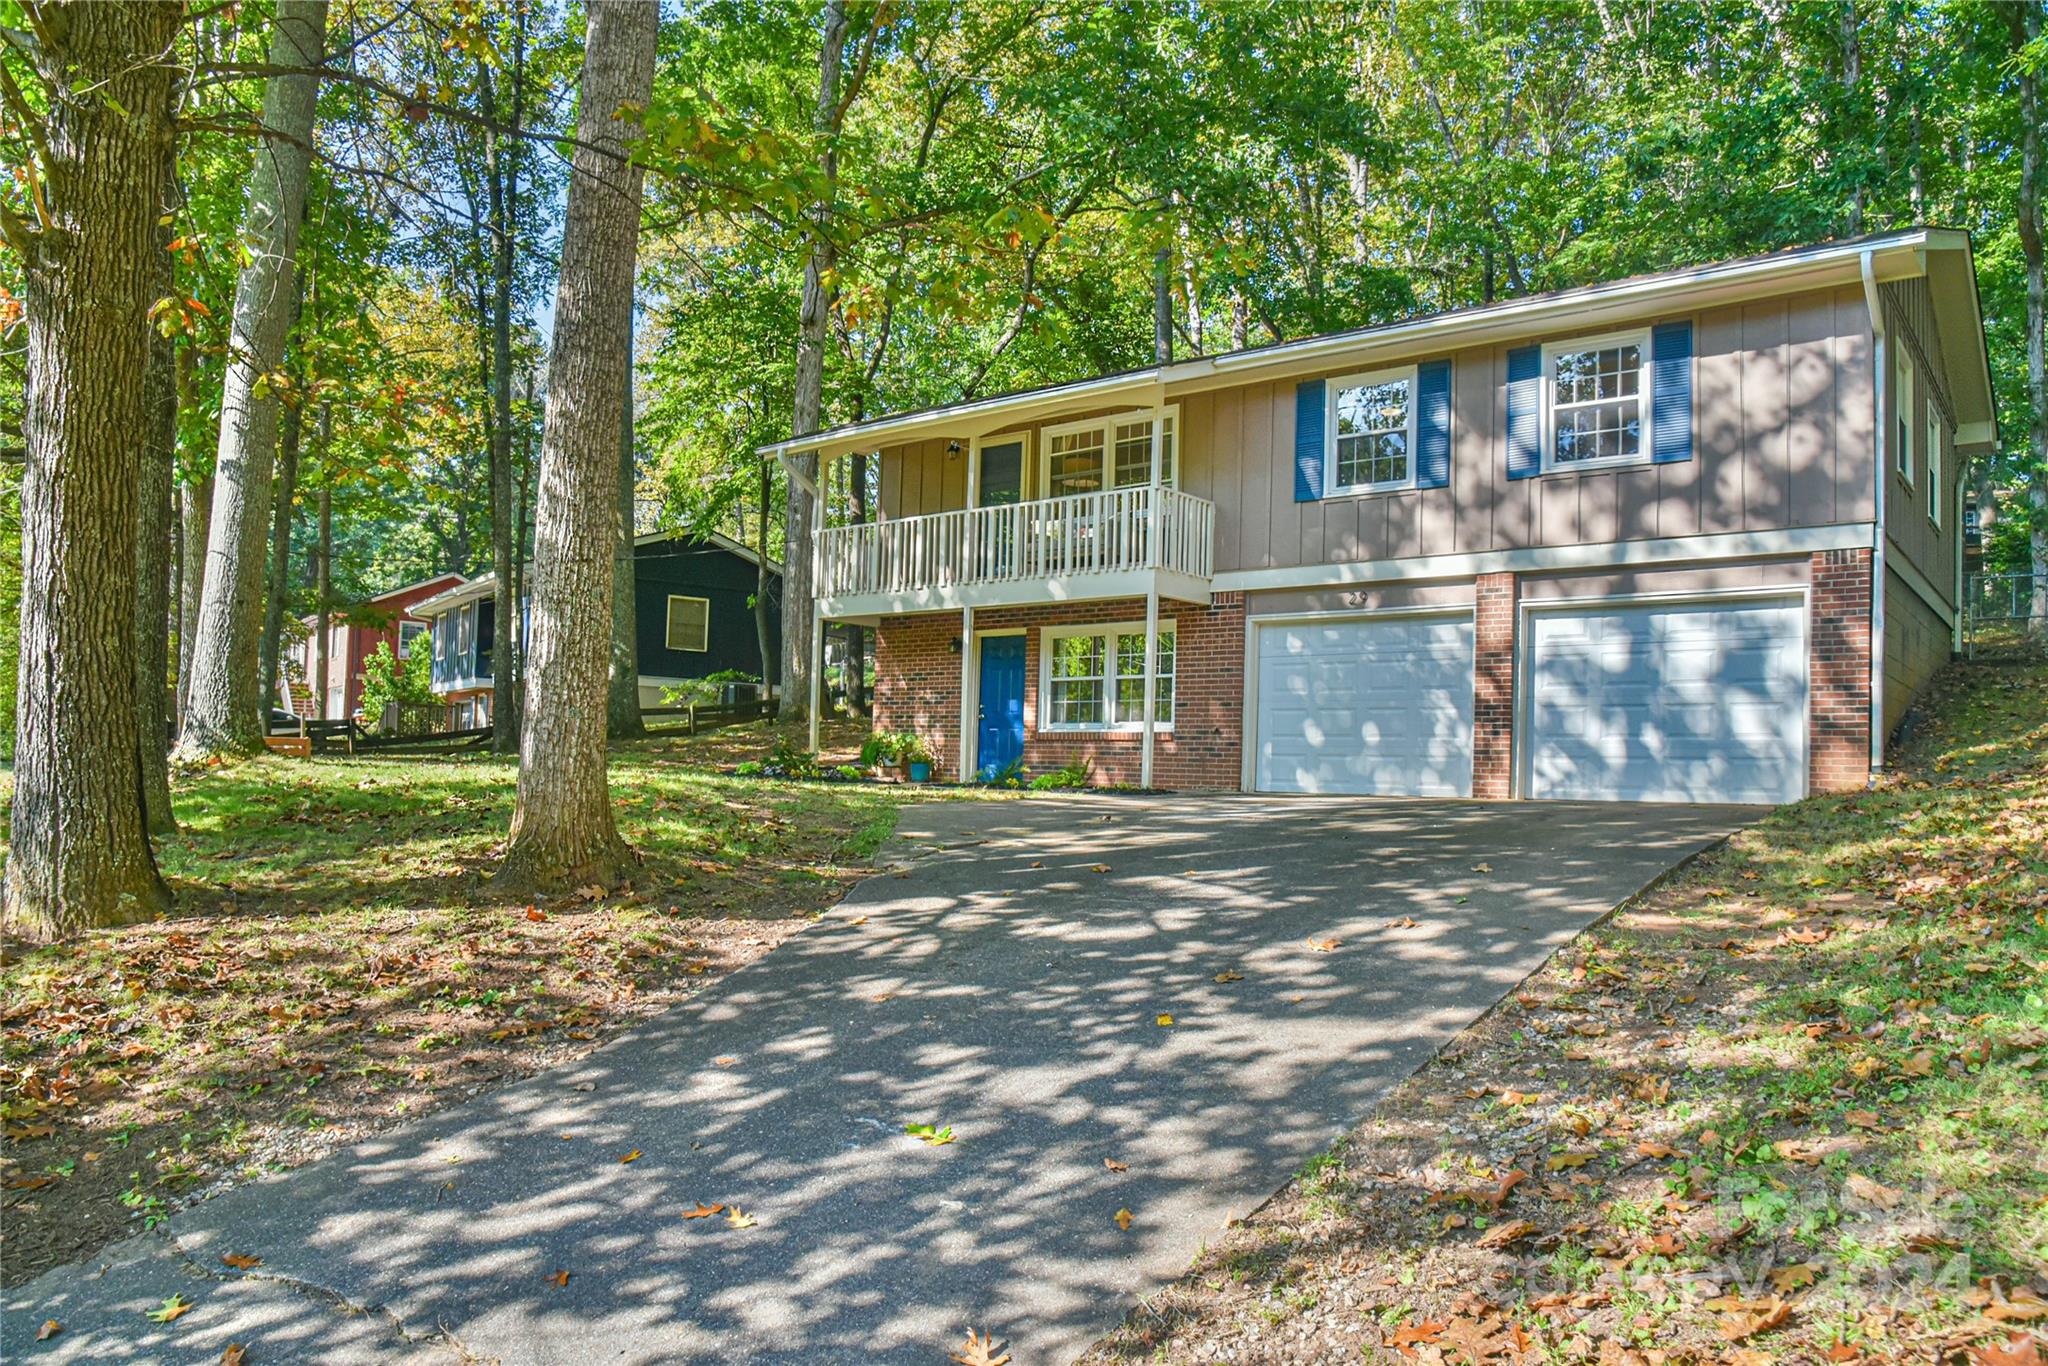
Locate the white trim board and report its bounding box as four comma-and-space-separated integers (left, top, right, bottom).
1214, 524, 1874, 595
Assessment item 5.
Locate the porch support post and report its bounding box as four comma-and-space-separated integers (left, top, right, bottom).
958, 604, 976, 781
808, 610, 824, 753
1140, 385, 1165, 790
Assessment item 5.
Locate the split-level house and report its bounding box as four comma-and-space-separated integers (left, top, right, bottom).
283, 572, 467, 720
762, 229, 1993, 803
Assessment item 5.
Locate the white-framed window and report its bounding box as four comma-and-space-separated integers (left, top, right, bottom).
398, 620, 428, 658
665, 595, 710, 653
1896, 351, 1916, 486
1041, 409, 1178, 498
432, 615, 448, 662
1327, 366, 1417, 495
1543, 331, 1651, 470
1041, 621, 1175, 732
1927, 406, 1944, 528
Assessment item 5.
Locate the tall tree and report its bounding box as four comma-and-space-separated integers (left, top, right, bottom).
137, 114, 181, 835
494, 0, 657, 893
2015, 0, 2047, 631
176, 0, 328, 760
609, 332, 643, 738
2, 0, 182, 938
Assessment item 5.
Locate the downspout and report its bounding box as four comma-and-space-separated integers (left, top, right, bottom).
1859, 250, 1887, 782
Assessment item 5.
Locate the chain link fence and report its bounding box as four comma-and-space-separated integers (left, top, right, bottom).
1963, 572, 2048, 659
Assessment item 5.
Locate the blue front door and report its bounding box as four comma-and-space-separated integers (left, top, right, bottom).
977, 635, 1026, 779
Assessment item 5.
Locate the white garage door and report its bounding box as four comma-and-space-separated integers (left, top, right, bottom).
1524, 598, 1806, 805
1256, 616, 1474, 797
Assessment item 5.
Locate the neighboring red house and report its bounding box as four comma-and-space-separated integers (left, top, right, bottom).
284, 572, 466, 720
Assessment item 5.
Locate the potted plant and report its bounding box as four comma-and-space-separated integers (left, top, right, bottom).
902, 734, 936, 783
859, 731, 924, 781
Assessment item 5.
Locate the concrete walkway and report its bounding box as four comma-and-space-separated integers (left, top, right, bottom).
2, 794, 1748, 1364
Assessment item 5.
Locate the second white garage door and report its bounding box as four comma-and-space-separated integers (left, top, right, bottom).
1523, 598, 1807, 805
1255, 616, 1475, 797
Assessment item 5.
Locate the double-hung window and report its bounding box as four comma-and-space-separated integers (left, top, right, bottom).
1927, 407, 1944, 528
665, 595, 710, 652
398, 620, 428, 658
1327, 367, 1415, 494
1544, 333, 1649, 469
1042, 410, 1177, 498
1897, 352, 1916, 486
1043, 622, 1175, 732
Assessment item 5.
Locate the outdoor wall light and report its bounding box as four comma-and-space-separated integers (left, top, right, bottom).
948, 637, 963, 655
946, 440, 962, 458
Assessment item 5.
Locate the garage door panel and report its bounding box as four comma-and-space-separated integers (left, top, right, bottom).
1256, 617, 1474, 798
1526, 600, 1806, 805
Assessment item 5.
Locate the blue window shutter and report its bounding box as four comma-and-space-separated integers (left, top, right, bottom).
1415, 360, 1452, 489
1506, 345, 1542, 479
1651, 320, 1694, 464
1294, 378, 1326, 501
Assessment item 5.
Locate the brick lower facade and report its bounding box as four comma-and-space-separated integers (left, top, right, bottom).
872, 594, 1246, 790
1471, 571, 1517, 800
871, 553, 1882, 798
1808, 547, 1874, 793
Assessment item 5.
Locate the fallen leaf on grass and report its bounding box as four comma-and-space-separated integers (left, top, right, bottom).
545, 1270, 569, 1287
1498, 1090, 1541, 1106
1474, 1218, 1538, 1249
148, 1294, 192, 1323
1114, 1207, 1134, 1230
1769, 1262, 1823, 1292
1845, 1173, 1903, 1209
619, 1149, 642, 1164
683, 1203, 724, 1219
36, 1320, 60, 1341
951, 1327, 1012, 1366
1844, 1109, 1884, 1130
525, 908, 548, 922
220, 1253, 262, 1270
1710, 1296, 1792, 1341
1987, 1287, 2048, 1322
1636, 1141, 1684, 1159
1213, 970, 1243, 983
1544, 1152, 1594, 1171
1901, 1049, 1938, 1077
3, 1175, 56, 1191
905, 1123, 955, 1146
725, 1207, 756, 1229
1103, 1157, 1127, 1172
1973, 1337, 2046, 1366
1390, 1320, 1447, 1354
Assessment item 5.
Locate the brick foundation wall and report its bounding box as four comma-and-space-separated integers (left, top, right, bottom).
1471, 571, 1517, 799
1809, 547, 1873, 793
871, 594, 1247, 790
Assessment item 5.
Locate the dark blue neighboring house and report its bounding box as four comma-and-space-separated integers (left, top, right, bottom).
416, 530, 782, 728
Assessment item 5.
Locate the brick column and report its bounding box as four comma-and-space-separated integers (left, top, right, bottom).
1809, 547, 1873, 793
1471, 571, 1517, 800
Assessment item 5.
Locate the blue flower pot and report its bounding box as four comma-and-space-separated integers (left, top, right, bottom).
908, 760, 932, 783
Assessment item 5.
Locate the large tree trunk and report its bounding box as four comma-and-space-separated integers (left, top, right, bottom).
481, 21, 527, 755
136, 121, 180, 836
756, 460, 775, 696
608, 335, 644, 738
177, 472, 211, 726
2017, 0, 2047, 633
779, 0, 853, 727
258, 396, 302, 722
176, 0, 327, 760
5, 0, 181, 939
493, 0, 655, 894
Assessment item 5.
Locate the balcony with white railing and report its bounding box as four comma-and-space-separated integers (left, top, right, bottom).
817, 485, 1216, 615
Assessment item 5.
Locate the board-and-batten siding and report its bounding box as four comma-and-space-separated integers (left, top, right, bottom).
1877, 278, 1962, 612
869, 284, 1877, 578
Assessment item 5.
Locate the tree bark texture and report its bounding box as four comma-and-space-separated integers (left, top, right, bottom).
2016, 0, 2047, 630
137, 125, 180, 836
609, 336, 644, 738
6, 0, 181, 939
494, 0, 656, 893
779, 0, 851, 726
259, 396, 302, 720
177, 473, 212, 725
177, 0, 327, 759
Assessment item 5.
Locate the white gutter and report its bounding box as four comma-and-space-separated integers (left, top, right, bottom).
1860, 250, 1888, 782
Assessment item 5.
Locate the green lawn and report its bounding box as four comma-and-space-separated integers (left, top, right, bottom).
0, 739, 957, 1285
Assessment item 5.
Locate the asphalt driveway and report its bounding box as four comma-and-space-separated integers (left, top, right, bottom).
2, 793, 1749, 1365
